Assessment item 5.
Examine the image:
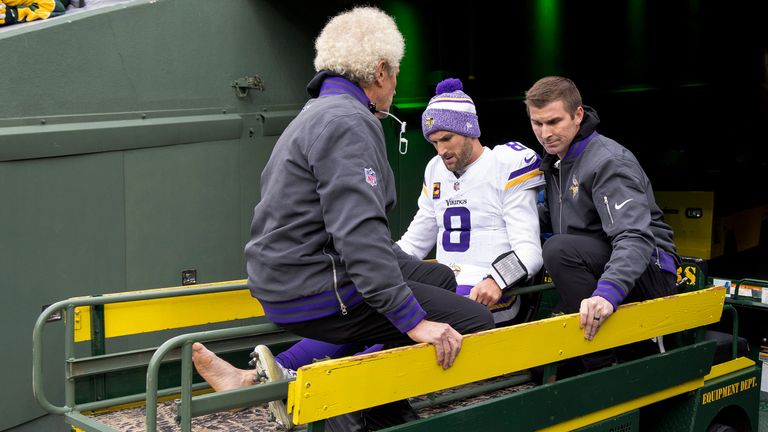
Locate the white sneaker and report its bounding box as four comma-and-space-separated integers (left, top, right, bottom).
251, 345, 295, 430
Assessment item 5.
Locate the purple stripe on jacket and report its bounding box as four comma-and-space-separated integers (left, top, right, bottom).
564, 131, 598, 161
653, 249, 678, 275
319, 77, 369, 106
386, 294, 427, 333
259, 284, 364, 324
593, 279, 626, 311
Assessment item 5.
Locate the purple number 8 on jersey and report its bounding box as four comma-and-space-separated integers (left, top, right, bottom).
505, 142, 526, 151
442, 207, 471, 252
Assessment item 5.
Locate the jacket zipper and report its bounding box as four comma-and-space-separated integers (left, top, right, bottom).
323, 238, 347, 315
554, 172, 563, 232
603, 196, 614, 224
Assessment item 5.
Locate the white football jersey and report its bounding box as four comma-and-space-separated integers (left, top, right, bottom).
397, 143, 544, 322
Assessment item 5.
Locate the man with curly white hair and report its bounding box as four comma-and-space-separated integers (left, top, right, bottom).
192, 6, 494, 430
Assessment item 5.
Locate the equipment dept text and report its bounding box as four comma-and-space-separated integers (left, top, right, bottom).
702, 377, 758, 404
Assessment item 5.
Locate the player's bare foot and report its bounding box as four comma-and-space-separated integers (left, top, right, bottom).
191, 342, 258, 391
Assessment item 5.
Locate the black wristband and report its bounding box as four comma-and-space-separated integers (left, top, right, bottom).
489, 251, 528, 291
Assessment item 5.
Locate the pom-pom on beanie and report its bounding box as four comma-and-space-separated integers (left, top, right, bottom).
422, 78, 480, 141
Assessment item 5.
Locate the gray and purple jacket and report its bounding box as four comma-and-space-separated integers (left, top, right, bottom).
244, 71, 426, 333
539, 106, 679, 310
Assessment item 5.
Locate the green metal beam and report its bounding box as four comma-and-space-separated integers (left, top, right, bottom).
187, 380, 290, 418
68, 332, 301, 378
0, 113, 242, 161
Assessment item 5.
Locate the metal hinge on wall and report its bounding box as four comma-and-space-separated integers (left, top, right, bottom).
231, 75, 265, 98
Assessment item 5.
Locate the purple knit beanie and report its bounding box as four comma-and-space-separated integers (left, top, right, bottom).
422, 78, 480, 142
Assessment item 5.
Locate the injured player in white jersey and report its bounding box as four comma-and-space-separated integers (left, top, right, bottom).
397, 77, 544, 325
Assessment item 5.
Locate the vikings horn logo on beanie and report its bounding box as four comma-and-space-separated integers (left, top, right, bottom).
422, 78, 480, 142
